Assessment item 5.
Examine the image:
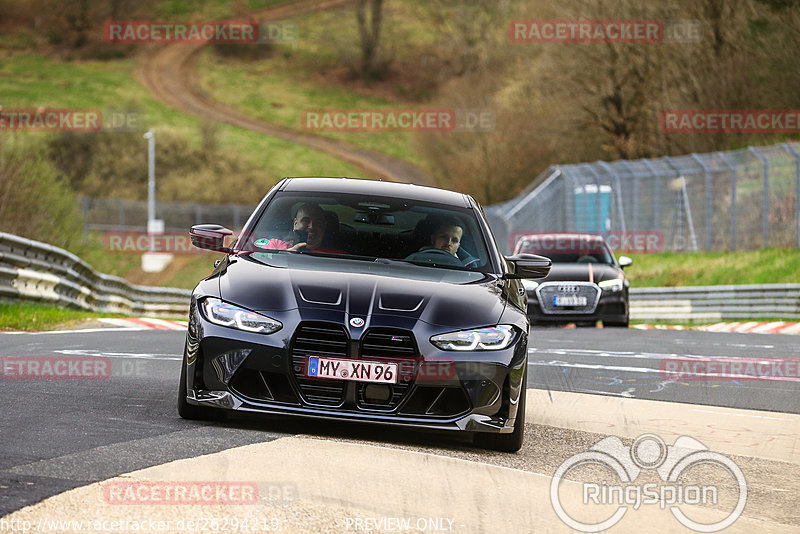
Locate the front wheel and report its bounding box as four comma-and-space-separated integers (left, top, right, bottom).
177, 350, 225, 421
474, 370, 527, 453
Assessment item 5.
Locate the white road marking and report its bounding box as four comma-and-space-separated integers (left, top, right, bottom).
0, 327, 147, 335
54, 349, 181, 361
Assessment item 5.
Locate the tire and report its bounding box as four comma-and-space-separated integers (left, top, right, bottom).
177, 352, 226, 421
474, 369, 527, 453
604, 317, 629, 328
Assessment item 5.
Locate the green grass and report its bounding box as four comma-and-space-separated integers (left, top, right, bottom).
193, 0, 438, 170
0, 52, 364, 186
0, 301, 120, 331
625, 249, 800, 287
156, 0, 292, 19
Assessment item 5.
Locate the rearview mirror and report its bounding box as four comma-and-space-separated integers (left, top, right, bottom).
503, 253, 551, 279
618, 255, 633, 268
190, 224, 234, 253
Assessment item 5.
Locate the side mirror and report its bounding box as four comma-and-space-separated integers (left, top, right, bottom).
190, 224, 234, 253
618, 255, 633, 268
503, 253, 551, 279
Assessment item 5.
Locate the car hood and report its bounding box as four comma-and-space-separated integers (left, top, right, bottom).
217, 255, 506, 328
540, 263, 621, 283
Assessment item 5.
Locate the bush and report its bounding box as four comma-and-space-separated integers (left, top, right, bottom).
45, 125, 274, 204
0, 136, 84, 250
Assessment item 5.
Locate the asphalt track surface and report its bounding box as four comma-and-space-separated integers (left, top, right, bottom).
1, 325, 797, 521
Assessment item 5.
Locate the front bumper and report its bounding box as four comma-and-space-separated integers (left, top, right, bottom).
182, 303, 527, 434
526, 289, 628, 324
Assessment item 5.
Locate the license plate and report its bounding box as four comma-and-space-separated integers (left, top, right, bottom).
306, 357, 398, 384
553, 295, 588, 307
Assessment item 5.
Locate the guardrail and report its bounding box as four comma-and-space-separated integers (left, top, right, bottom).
630, 284, 800, 321
1, 232, 796, 322
0, 233, 191, 317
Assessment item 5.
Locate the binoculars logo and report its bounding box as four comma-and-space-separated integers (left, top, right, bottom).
550, 434, 747, 532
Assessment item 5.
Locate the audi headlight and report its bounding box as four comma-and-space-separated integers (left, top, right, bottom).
598, 278, 624, 292
430, 325, 515, 351
200, 297, 282, 334
521, 279, 539, 292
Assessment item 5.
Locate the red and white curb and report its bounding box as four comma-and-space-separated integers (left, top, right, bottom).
633, 321, 800, 335
98, 318, 188, 331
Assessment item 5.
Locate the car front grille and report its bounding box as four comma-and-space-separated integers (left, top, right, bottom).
357, 329, 418, 410
536, 281, 600, 314
290, 323, 348, 406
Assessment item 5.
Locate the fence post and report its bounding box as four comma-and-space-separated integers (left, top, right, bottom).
233, 205, 241, 229
116, 198, 126, 228
641, 159, 661, 237
690, 153, 713, 251
664, 156, 697, 251
620, 160, 639, 229
781, 143, 800, 248
748, 146, 769, 248
598, 161, 627, 233
718, 152, 737, 250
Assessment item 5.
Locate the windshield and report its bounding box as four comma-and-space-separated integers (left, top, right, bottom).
239, 191, 493, 272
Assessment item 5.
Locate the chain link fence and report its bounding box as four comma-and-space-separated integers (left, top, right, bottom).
80, 197, 257, 233
485, 142, 800, 254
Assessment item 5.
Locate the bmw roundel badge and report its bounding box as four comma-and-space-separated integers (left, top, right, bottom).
349, 317, 365, 327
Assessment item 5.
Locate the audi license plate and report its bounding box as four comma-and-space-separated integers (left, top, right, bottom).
306, 356, 398, 384
553, 295, 587, 307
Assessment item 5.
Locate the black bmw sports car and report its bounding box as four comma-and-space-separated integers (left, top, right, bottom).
513, 233, 632, 327
179, 177, 550, 452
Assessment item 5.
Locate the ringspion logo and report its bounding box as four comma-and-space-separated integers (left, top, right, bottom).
551, 434, 747, 532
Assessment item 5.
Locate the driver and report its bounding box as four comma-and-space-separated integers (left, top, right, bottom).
405, 217, 470, 265
430, 219, 463, 257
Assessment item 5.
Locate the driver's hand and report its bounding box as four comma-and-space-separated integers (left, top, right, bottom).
288, 242, 307, 251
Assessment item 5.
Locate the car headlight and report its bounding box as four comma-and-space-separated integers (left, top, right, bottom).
200, 297, 282, 334
430, 325, 514, 351
598, 278, 624, 292
521, 279, 539, 291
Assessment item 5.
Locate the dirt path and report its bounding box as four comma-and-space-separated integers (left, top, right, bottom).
137, 0, 433, 186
